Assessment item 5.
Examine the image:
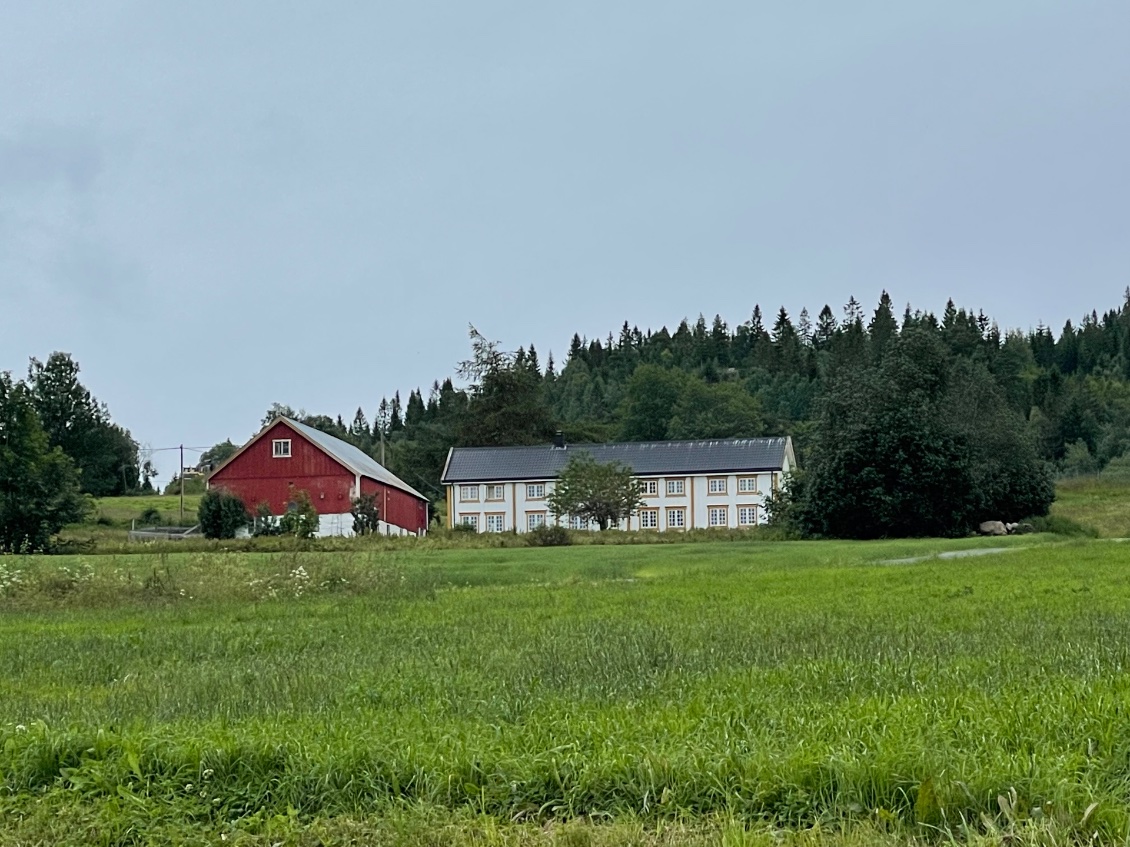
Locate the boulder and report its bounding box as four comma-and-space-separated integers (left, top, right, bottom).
979, 520, 1008, 536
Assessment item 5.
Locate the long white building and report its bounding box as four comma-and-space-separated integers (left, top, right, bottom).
440, 436, 796, 533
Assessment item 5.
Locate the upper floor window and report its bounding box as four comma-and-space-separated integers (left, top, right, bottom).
272, 439, 291, 458
459, 485, 479, 501
526, 483, 546, 499
638, 479, 658, 496
738, 477, 759, 494
486, 484, 505, 501
708, 477, 728, 494
666, 479, 685, 496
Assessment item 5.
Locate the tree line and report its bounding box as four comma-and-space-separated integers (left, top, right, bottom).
270, 292, 1130, 515
6, 291, 1128, 549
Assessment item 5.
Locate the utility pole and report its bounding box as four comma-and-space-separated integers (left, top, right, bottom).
179, 444, 185, 523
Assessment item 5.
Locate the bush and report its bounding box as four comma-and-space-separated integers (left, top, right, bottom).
526, 524, 572, 547
138, 507, 161, 526
1027, 514, 1098, 537
278, 489, 319, 539
198, 489, 250, 539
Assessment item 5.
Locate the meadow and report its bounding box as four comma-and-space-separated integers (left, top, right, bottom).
1, 533, 1129, 845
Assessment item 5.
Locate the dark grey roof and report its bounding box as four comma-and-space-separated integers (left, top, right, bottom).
441, 437, 792, 483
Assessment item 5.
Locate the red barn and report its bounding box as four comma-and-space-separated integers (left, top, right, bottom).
207, 418, 429, 536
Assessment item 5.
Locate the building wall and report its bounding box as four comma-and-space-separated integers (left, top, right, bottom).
210, 421, 355, 516
360, 478, 429, 535
448, 471, 779, 533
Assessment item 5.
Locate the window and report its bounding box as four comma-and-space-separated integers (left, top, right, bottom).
639, 509, 659, 529
708, 477, 727, 494
459, 514, 479, 531
486, 484, 505, 501
272, 439, 291, 458
527, 512, 546, 530
485, 513, 505, 533
738, 505, 758, 526
666, 507, 686, 529
638, 479, 658, 496
526, 483, 546, 499
738, 477, 759, 494
568, 515, 588, 530
459, 485, 479, 502
709, 506, 729, 527
666, 479, 685, 496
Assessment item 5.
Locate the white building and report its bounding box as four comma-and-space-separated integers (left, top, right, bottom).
440, 436, 796, 533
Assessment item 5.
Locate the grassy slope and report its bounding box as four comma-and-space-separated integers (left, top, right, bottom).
0, 534, 1128, 844
1052, 476, 1130, 538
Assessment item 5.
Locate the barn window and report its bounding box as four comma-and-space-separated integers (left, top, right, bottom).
272, 439, 291, 458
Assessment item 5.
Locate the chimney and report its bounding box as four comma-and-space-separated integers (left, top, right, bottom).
553, 431, 565, 450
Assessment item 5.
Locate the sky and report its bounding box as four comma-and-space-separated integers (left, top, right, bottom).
2, 1, 1129, 482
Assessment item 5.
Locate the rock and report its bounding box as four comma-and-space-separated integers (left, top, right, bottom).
979, 520, 1008, 536
1013, 522, 1036, 535
1005, 522, 1018, 533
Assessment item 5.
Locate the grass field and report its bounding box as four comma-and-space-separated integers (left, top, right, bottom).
1053, 476, 1130, 538
1, 533, 1129, 845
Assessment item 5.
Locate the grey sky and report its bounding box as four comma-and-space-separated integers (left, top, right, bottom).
2, 2, 1129, 480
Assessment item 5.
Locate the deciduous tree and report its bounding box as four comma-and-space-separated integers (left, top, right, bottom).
547, 453, 643, 530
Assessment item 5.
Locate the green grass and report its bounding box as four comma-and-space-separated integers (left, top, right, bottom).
0, 534, 1127, 844
1053, 476, 1130, 538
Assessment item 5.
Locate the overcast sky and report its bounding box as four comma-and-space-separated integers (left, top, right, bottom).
2, 1, 1129, 480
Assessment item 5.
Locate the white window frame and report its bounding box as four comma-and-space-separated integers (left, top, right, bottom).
738, 477, 759, 494
638, 479, 658, 496
568, 515, 587, 530
738, 505, 758, 526
526, 512, 546, 530
459, 514, 479, 530
666, 479, 685, 496
459, 485, 480, 502
708, 477, 728, 495
666, 507, 686, 529
486, 484, 505, 501
526, 483, 546, 500
485, 513, 505, 533
272, 439, 291, 458
639, 509, 659, 529
709, 506, 729, 527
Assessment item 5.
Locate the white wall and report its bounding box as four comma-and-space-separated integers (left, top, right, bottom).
451, 472, 780, 533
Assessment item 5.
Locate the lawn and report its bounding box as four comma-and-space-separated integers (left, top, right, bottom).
0, 534, 1127, 845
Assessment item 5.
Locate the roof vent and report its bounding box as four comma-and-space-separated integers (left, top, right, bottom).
553, 431, 566, 450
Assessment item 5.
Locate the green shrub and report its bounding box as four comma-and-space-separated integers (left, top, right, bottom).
197, 489, 250, 539
138, 507, 161, 526
526, 524, 572, 547
278, 489, 319, 539
1027, 514, 1098, 537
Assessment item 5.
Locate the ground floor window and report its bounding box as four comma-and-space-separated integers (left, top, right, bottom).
527, 512, 546, 530
738, 505, 758, 526
485, 513, 505, 533
459, 514, 479, 530
639, 509, 658, 529
709, 506, 728, 527
568, 515, 588, 530
666, 507, 686, 529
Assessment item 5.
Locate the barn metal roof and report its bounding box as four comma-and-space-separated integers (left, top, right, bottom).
285, 419, 428, 502
441, 437, 793, 483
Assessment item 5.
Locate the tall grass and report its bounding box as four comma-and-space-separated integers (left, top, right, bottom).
0, 536, 1127, 844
